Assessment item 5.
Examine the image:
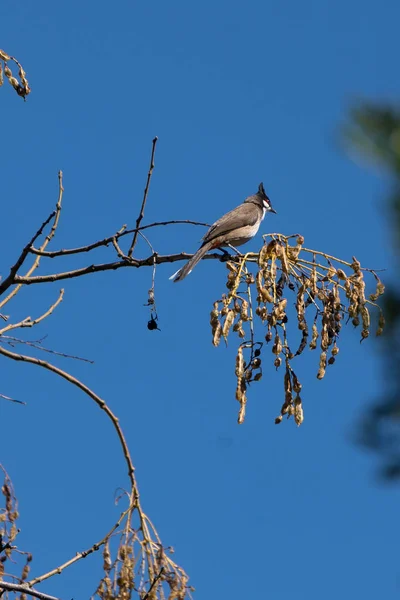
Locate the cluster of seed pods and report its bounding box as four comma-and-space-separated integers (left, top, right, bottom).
0, 49, 30, 99
210, 235, 385, 425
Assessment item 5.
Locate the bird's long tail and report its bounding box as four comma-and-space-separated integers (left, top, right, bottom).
169, 242, 212, 282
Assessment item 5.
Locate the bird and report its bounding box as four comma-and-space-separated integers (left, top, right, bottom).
170, 182, 276, 282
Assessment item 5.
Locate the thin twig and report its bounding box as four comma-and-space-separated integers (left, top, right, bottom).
0, 581, 60, 600
128, 137, 158, 257
0, 210, 56, 296
29, 220, 210, 258
0, 289, 64, 335
0, 392, 26, 405
0, 171, 64, 310
28, 504, 133, 587
142, 567, 164, 600
0, 336, 94, 364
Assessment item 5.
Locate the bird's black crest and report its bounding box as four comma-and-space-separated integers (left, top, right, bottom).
258, 182, 266, 196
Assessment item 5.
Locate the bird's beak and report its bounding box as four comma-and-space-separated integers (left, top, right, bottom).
270, 207, 277, 214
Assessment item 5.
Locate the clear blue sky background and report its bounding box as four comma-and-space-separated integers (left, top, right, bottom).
1, 2, 400, 599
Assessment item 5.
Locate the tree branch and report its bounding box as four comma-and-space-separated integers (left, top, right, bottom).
128, 136, 158, 257
0, 581, 61, 600
0, 171, 64, 309
0, 210, 55, 296
29, 220, 209, 258
13, 251, 231, 285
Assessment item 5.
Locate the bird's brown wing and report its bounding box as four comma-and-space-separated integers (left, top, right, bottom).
202, 202, 261, 245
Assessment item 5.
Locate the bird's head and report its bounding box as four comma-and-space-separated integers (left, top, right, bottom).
257, 182, 276, 214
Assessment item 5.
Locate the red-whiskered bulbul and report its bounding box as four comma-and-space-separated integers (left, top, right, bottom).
170, 182, 276, 282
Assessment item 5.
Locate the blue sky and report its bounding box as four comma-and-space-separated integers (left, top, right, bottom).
1, 1, 400, 599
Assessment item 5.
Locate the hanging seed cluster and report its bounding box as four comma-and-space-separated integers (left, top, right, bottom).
0, 49, 30, 99
93, 519, 191, 600
0, 467, 33, 587
210, 235, 385, 426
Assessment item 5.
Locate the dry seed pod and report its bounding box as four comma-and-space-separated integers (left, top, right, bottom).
361, 329, 369, 341
336, 268, 347, 280
235, 377, 246, 402
254, 372, 262, 381
295, 326, 309, 356
275, 415, 283, 424
294, 396, 304, 426
234, 300, 241, 313
226, 271, 237, 290
317, 351, 327, 379
272, 334, 283, 355
258, 243, 270, 268
276, 244, 290, 275
309, 322, 319, 350
233, 318, 243, 332
296, 285, 306, 328
235, 346, 245, 378
284, 368, 292, 404
270, 256, 277, 280
288, 235, 304, 261
222, 309, 235, 339
212, 322, 222, 346
291, 370, 302, 393
237, 398, 247, 425
252, 357, 262, 369
103, 543, 112, 573
275, 298, 287, 320
21, 563, 30, 582
369, 278, 385, 301
256, 270, 264, 293
331, 345, 339, 356
260, 287, 274, 303
240, 299, 249, 321
274, 356, 282, 368
210, 302, 219, 321
360, 305, 370, 330
256, 306, 268, 321
351, 256, 361, 272
376, 313, 385, 336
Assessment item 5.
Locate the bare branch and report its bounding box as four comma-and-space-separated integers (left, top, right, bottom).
0, 210, 55, 296
13, 251, 229, 285
0, 581, 61, 600
28, 504, 133, 587
128, 136, 158, 257
0, 289, 64, 335
0, 345, 171, 588
0, 171, 64, 310
0, 344, 135, 481
0, 335, 94, 364
29, 220, 209, 258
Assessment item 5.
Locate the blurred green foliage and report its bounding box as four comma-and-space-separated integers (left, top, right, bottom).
345, 103, 400, 480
